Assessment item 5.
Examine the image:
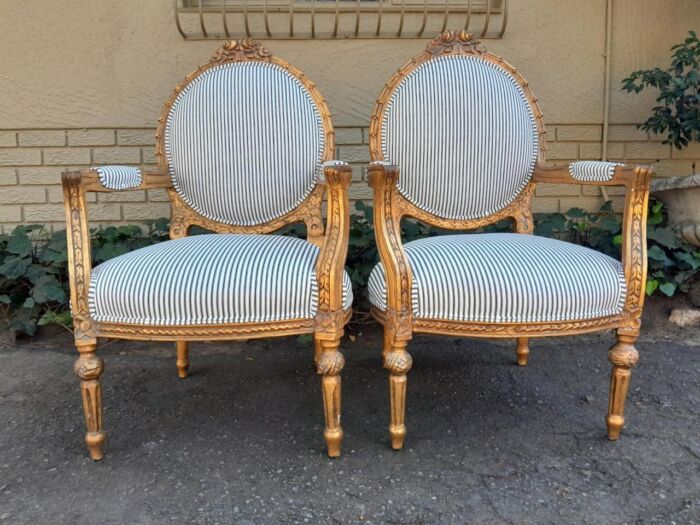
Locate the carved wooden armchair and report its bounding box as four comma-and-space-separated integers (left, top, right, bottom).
366, 31, 652, 450
62, 40, 353, 460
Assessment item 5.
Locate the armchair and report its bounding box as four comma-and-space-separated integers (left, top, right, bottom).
62, 40, 353, 460
366, 31, 652, 450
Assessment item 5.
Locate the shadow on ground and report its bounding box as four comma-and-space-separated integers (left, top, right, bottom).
1, 299, 699, 524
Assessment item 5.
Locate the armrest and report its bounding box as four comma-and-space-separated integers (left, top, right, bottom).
534, 161, 653, 334
365, 162, 413, 333
316, 161, 353, 327
60, 167, 172, 344
70, 167, 172, 192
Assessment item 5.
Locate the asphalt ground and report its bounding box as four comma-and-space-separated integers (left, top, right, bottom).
1, 298, 699, 524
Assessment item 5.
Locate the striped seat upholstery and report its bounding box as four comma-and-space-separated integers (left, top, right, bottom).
368, 234, 626, 323
381, 55, 539, 220
89, 234, 353, 326
164, 61, 324, 226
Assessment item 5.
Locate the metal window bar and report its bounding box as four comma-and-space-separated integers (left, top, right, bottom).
176, 0, 507, 39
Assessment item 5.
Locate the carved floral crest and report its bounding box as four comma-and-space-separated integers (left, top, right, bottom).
211, 39, 272, 63
425, 30, 487, 56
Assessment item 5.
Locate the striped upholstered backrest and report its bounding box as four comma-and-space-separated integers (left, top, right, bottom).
164, 61, 324, 226
379, 54, 539, 221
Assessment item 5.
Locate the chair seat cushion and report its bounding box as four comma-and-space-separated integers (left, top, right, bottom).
368, 233, 626, 324
89, 234, 353, 326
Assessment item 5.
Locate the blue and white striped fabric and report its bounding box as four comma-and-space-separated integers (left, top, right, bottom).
569, 161, 623, 182
93, 166, 142, 190
368, 234, 626, 323
89, 234, 353, 326
381, 55, 539, 220
164, 62, 324, 226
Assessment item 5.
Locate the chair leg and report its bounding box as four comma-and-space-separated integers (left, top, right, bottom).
382, 329, 392, 359
606, 333, 639, 440
384, 338, 413, 450
515, 337, 529, 366
176, 341, 189, 379
315, 337, 344, 458
314, 339, 322, 364
74, 344, 106, 460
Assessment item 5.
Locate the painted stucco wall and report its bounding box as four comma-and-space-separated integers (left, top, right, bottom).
0, 0, 698, 230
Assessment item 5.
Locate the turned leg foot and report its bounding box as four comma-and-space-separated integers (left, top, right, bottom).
515, 337, 529, 366
606, 334, 639, 440
316, 338, 344, 458
384, 340, 412, 450
176, 340, 189, 379
74, 345, 105, 460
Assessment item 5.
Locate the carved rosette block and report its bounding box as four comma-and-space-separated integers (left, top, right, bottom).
314, 310, 346, 341
606, 336, 639, 440
74, 348, 105, 460
384, 309, 413, 341
384, 343, 413, 450
515, 337, 530, 366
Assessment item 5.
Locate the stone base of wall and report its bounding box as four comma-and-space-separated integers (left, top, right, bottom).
0, 125, 697, 232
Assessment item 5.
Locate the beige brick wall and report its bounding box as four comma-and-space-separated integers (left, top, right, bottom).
0, 125, 697, 232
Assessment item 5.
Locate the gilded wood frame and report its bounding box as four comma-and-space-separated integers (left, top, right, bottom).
367, 31, 652, 449
62, 40, 352, 460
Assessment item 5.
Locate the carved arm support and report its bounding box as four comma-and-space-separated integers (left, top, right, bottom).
61, 168, 172, 344
533, 162, 653, 333
366, 162, 413, 338
315, 162, 352, 338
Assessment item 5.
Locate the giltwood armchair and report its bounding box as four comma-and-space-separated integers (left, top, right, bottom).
366, 31, 652, 450
62, 40, 353, 460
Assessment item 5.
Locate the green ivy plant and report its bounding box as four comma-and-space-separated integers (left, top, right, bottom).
2, 203, 698, 338
0, 225, 69, 335
0, 220, 170, 337
535, 200, 700, 297
621, 30, 700, 149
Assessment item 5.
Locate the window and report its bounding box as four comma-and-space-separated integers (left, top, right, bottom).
175, 0, 507, 39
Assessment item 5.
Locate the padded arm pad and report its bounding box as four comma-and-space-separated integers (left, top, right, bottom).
93, 166, 143, 190
568, 161, 624, 182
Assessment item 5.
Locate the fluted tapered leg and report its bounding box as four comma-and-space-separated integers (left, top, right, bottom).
606, 333, 639, 440
316, 338, 344, 458
384, 339, 413, 450
74, 344, 105, 460
176, 341, 189, 379
515, 337, 529, 366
